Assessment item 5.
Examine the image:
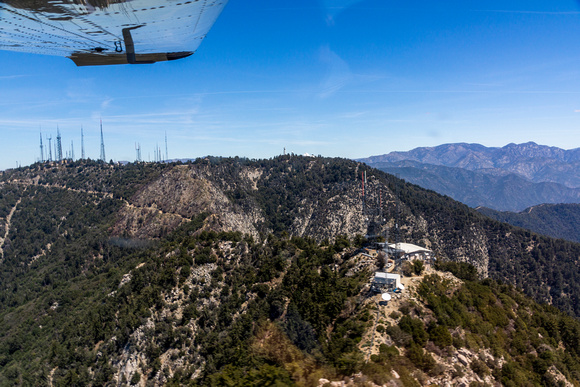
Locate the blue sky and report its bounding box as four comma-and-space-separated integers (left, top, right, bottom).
2, 0, 580, 169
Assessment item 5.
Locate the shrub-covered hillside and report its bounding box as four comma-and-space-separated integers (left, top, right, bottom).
0, 157, 579, 384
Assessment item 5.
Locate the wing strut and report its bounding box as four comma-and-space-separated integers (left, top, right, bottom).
122, 26, 155, 65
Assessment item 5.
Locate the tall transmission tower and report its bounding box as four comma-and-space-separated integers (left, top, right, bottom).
71, 140, 75, 161
47, 135, 53, 162
81, 126, 85, 159
99, 119, 106, 162
39, 131, 44, 162
165, 131, 168, 161
135, 143, 142, 162
56, 127, 63, 162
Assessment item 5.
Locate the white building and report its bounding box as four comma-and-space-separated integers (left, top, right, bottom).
372, 272, 401, 292
382, 242, 433, 262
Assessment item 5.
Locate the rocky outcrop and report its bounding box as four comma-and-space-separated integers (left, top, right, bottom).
113, 165, 263, 239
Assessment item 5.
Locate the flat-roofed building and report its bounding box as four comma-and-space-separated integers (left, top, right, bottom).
371, 272, 401, 292
381, 242, 433, 262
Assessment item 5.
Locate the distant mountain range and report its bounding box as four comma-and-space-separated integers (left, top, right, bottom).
359, 142, 580, 212
360, 142, 580, 189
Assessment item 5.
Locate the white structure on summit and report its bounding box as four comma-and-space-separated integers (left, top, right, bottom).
381, 242, 433, 262
371, 272, 402, 292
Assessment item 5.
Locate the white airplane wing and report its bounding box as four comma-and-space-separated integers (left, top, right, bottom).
0, 0, 228, 66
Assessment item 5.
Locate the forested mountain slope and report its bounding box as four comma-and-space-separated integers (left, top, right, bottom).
0, 157, 579, 384
478, 203, 580, 243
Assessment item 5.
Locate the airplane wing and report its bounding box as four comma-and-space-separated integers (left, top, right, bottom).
0, 0, 228, 66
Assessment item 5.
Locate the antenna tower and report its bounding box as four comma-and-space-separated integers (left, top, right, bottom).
71, 140, 75, 161
395, 173, 400, 245
47, 135, 53, 162
81, 126, 85, 159
56, 127, 63, 162
39, 131, 44, 162
165, 131, 168, 161
135, 143, 142, 162
100, 119, 106, 161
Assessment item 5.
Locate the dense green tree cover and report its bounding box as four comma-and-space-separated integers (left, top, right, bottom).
414, 268, 580, 385
0, 200, 369, 385
1, 158, 580, 385
478, 203, 580, 243
4, 160, 170, 200
6, 157, 580, 319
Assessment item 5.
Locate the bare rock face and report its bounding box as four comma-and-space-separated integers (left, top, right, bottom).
112, 165, 263, 239
290, 185, 367, 239
546, 365, 574, 387
109, 160, 495, 276
132, 166, 226, 217
111, 205, 185, 239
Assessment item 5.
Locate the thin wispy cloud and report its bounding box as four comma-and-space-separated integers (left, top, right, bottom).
474, 10, 580, 15
66, 78, 98, 101
0, 75, 30, 80
319, 46, 352, 98
100, 98, 113, 110
319, 0, 365, 25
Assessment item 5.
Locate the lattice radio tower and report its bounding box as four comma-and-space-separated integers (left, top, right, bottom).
100, 119, 106, 161
135, 143, 142, 162
56, 127, 63, 162
165, 131, 168, 161
81, 126, 85, 159
47, 135, 52, 162
39, 131, 44, 162
361, 170, 387, 242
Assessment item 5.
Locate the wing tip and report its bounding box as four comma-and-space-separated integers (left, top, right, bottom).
68, 51, 194, 66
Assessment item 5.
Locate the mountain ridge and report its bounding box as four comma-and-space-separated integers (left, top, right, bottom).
359, 142, 580, 188
1, 157, 580, 384
477, 203, 580, 243
373, 160, 580, 212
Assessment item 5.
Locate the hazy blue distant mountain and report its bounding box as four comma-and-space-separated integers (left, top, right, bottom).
374, 160, 580, 212
477, 203, 580, 243
360, 142, 580, 188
